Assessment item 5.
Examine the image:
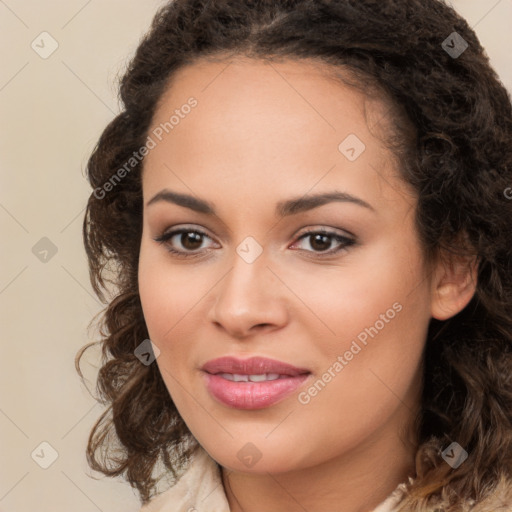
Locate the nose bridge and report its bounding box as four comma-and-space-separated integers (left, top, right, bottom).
209, 241, 288, 336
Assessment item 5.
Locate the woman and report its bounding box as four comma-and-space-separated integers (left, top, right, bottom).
77, 0, 512, 510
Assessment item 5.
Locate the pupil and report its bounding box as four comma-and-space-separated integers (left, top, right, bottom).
182, 232, 202, 250
311, 234, 331, 251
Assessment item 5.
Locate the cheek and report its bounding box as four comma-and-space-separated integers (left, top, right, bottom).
292, 261, 429, 464
138, 248, 186, 356
138, 249, 200, 409
138, 240, 205, 340
279, 234, 428, 360
300, 237, 430, 410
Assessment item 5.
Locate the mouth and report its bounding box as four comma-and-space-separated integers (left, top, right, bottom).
202, 355, 310, 376
215, 372, 288, 382
201, 356, 311, 409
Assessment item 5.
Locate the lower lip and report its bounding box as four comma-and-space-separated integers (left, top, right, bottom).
203, 372, 310, 410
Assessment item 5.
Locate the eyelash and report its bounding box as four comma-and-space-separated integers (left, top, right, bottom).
153, 226, 356, 259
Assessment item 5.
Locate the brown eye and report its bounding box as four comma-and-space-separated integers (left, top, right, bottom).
179, 231, 204, 251
309, 233, 333, 252
291, 229, 356, 256
153, 227, 217, 258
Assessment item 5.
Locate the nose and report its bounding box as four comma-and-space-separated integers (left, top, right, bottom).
207, 247, 289, 339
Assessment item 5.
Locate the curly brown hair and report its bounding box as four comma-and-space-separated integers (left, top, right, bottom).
77, 0, 512, 509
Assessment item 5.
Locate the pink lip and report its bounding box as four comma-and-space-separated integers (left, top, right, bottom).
201, 356, 311, 410
202, 356, 310, 376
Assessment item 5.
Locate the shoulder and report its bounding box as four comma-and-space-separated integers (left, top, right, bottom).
139, 446, 230, 512
391, 474, 512, 512
468, 474, 512, 512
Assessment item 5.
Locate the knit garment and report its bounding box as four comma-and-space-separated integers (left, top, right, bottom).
139, 446, 409, 512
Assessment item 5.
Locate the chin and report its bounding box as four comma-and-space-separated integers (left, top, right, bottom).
201, 439, 310, 475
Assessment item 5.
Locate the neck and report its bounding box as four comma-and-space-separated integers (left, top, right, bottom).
221, 409, 418, 512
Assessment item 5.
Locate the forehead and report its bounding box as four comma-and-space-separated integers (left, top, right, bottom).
150, 56, 390, 149
142, 57, 414, 215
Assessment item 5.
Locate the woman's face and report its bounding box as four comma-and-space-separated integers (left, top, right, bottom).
138, 57, 435, 474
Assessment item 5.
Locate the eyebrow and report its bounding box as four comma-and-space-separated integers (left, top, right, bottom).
145, 189, 375, 216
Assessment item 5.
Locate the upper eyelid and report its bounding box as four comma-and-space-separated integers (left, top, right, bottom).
159, 226, 216, 242
158, 224, 352, 237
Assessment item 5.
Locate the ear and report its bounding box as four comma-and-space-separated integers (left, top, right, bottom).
430, 248, 479, 321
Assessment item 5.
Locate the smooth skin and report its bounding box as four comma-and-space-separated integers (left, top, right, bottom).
138, 57, 477, 512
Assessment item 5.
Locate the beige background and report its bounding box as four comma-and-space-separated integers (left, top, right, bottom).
1, 1, 511, 511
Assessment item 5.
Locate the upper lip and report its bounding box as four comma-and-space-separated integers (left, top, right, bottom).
202, 356, 310, 376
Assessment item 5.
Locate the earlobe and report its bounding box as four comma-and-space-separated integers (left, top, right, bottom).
430, 252, 479, 321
